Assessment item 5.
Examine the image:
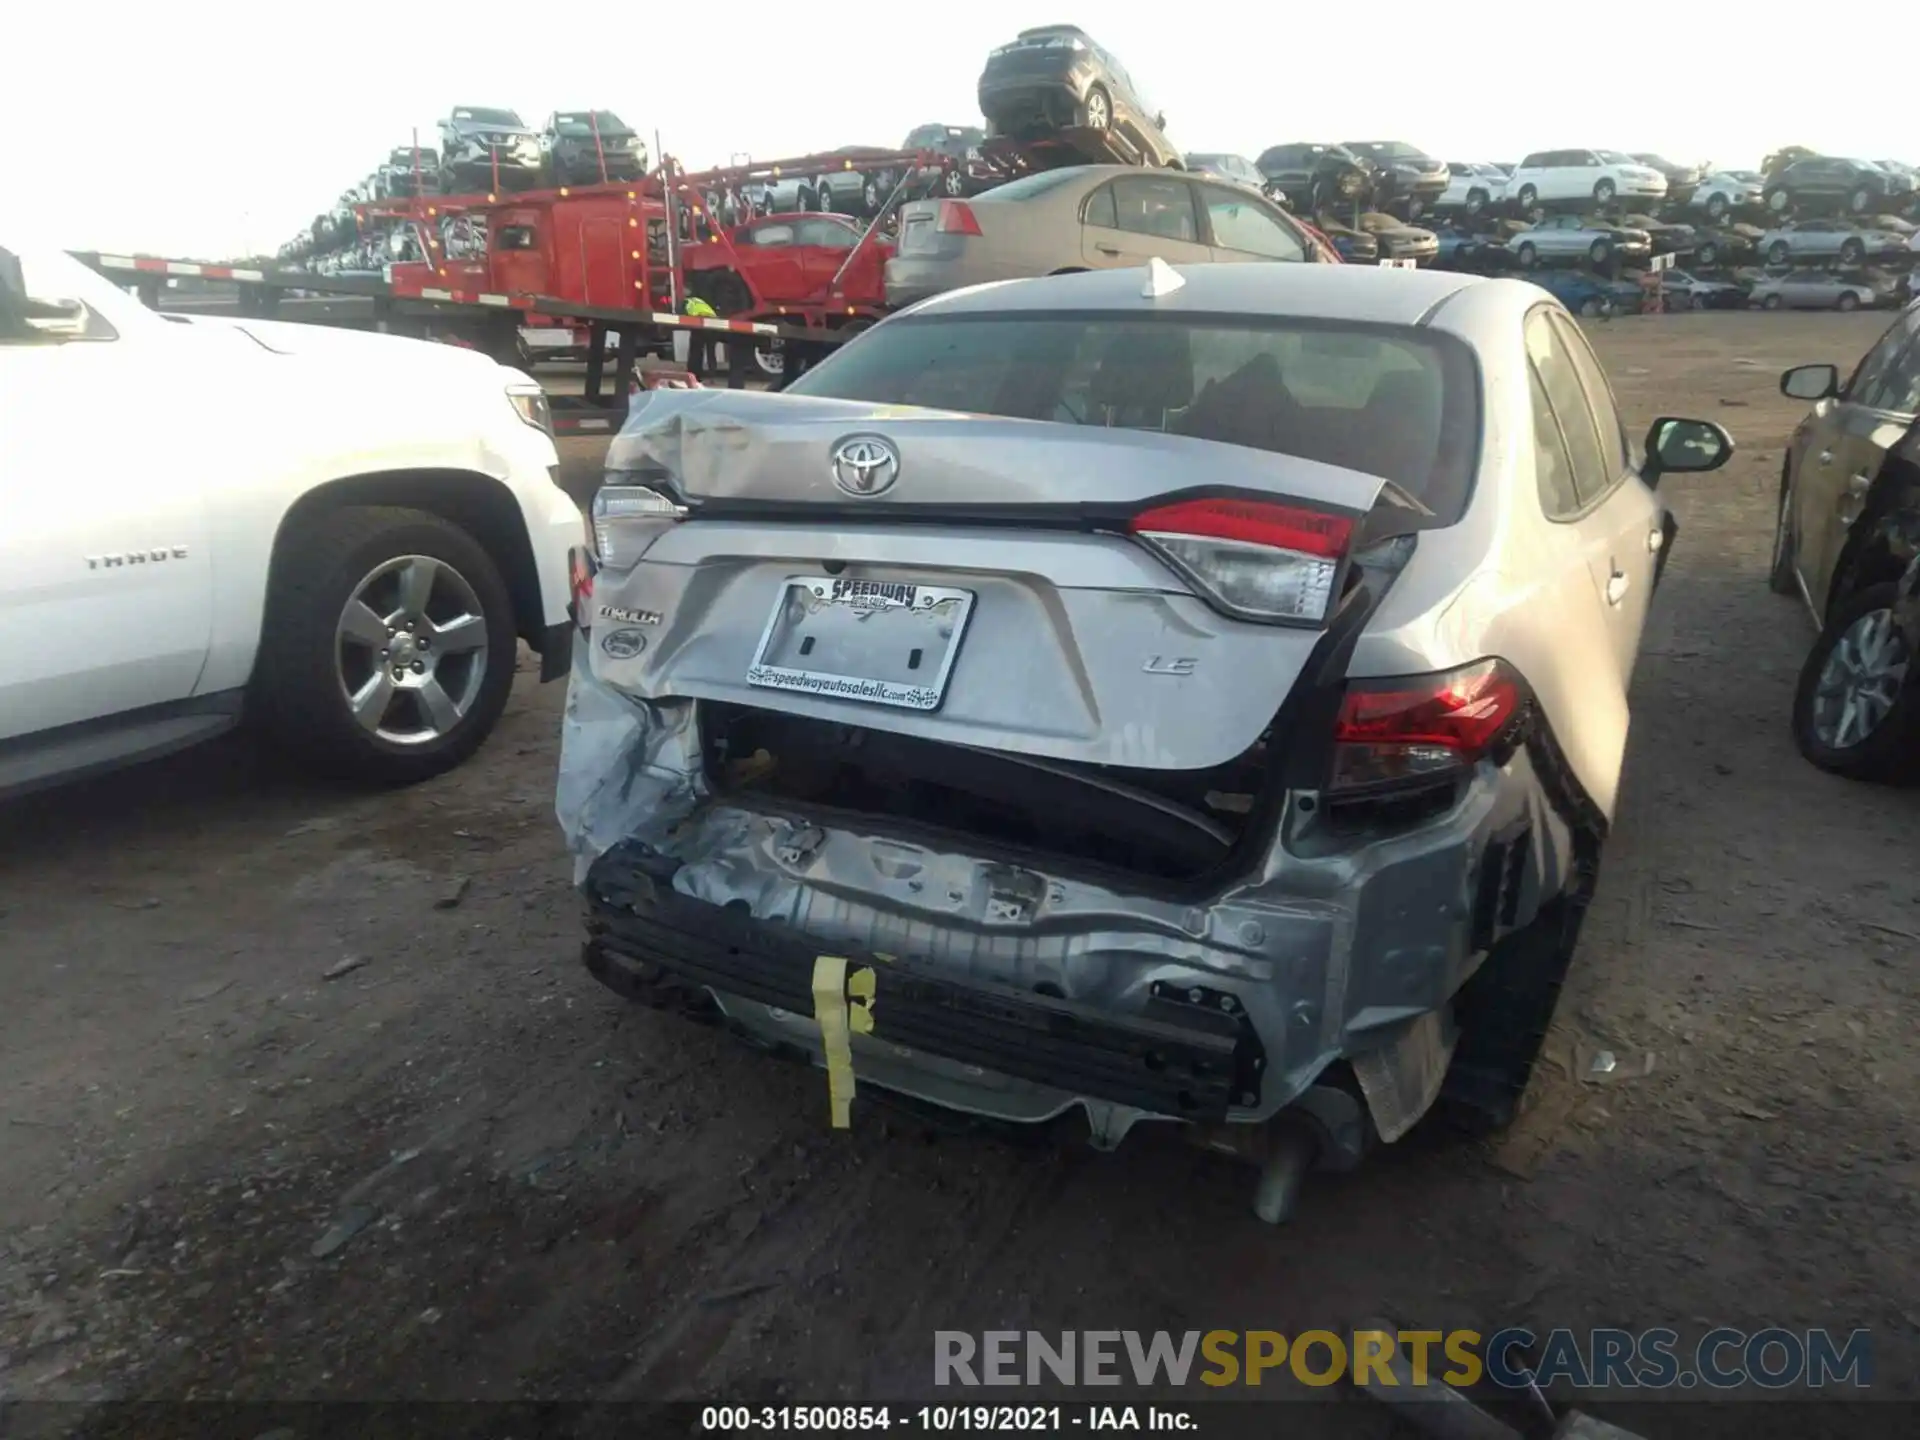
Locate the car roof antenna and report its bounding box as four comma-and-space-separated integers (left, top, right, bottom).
1141, 256, 1186, 298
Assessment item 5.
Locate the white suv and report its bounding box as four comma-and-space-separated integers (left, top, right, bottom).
1508, 149, 1668, 210
0, 243, 582, 798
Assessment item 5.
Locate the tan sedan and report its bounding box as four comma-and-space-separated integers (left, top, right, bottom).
883, 164, 1326, 307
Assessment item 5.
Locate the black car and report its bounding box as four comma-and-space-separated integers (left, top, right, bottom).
1632, 153, 1704, 207
1617, 211, 1698, 257
542, 111, 649, 185
1255, 143, 1373, 213
1689, 224, 1760, 270
1341, 140, 1451, 218
1655, 268, 1747, 310
865, 123, 993, 204
1764, 157, 1907, 217
377, 146, 438, 198
977, 25, 1179, 169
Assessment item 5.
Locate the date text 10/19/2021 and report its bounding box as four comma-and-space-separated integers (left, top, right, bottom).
701, 1406, 1195, 1431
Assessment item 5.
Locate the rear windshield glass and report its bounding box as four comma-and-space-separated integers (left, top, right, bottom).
787, 314, 1480, 522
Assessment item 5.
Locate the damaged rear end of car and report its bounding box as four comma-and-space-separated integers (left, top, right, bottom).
559, 288, 1599, 1219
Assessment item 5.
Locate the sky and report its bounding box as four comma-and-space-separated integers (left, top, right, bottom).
14, 4, 1912, 258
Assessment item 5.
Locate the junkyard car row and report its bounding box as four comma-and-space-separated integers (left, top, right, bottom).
272, 20, 1918, 331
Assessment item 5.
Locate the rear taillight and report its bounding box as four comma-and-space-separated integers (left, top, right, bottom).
569, 541, 596, 631
591, 483, 687, 567
1329, 659, 1523, 795
935, 200, 982, 235
1128, 497, 1354, 625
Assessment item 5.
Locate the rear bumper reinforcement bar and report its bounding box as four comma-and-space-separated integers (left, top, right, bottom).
581, 840, 1254, 1121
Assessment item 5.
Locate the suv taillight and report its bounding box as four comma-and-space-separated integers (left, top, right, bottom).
1329, 660, 1523, 795
935, 200, 982, 235
1128, 497, 1353, 625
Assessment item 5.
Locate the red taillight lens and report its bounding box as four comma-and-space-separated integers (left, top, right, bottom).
1330, 660, 1523, 794
1129, 498, 1354, 624
935, 200, 982, 236
568, 543, 596, 631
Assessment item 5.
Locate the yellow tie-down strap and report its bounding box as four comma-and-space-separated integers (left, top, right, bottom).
810, 955, 879, 1128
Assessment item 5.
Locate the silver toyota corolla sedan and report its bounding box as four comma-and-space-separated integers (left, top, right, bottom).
559, 262, 1733, 1220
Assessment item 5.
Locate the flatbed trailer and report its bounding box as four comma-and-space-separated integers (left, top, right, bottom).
71, 243, 843, 435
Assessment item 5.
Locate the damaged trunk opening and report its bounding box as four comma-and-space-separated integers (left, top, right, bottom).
699, 701, 1281, 883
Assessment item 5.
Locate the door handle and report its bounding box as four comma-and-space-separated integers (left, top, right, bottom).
1647, 528, 1665, 553
1848, 472, 1873, 495
1606, 569, 1630, 606
1095, 243, 1121, 256
1817, 449, 1834, 465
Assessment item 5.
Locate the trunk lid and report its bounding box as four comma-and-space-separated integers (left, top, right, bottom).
591, 391, 1386, 772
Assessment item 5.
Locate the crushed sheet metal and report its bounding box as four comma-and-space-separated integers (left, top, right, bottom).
555, 636, 705, 884
1349, 1009, 1456, 1143
810, 956, 877, 1128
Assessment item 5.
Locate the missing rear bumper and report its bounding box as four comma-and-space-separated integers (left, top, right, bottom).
582, 839, 1263, 1122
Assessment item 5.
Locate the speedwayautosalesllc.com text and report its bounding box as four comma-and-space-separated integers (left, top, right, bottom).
934, 1328, 1873, 1391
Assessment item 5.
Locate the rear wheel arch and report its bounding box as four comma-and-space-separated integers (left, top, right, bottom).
1827, 467, 1920, 621
263, 470, 546, 656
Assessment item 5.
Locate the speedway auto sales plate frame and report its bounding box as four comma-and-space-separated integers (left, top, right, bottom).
745, 576, 975, 713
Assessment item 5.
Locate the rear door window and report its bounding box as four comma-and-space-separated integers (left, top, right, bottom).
1529, 368, 1582, 519
1844, 308, 1920, 407
794, 219, 856, 249
1111, 176, 1199, 242
1198, 186, 1306, 260
1525, 309, 1611, 509
1545, 310, 1631, 474
1082, 184, 1118, 229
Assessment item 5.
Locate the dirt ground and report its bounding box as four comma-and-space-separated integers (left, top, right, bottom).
3, 311, 1917, 1435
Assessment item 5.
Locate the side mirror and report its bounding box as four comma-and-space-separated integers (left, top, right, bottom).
1154, 114, 1168, 132
1644, 417, 1734, 480
1780, 362, 1839, 401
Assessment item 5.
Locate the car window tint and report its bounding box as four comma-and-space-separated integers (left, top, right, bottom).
1111, 176, 1198, 242
785, 314, 1480, 523
1529, 367, 1582, 519
795, 219, 855, 249
1083, 184, 1118, 229
1844, 309, 1920, 405
1525, 311, 1610, 504
1200, 188, 1306, 260
1861, 335, 1920, 414
1545, 310, 1630, 474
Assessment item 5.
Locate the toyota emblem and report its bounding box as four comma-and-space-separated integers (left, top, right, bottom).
830, 435, 901, 497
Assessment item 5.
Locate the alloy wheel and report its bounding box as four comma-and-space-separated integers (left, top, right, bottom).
1811, 607, 1911, 750
333, 554, 490, 746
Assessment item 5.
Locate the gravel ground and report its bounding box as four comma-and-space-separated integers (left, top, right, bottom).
2, 310, 1916, 1437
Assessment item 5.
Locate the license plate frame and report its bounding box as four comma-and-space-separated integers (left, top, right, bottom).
746, 576, 975, 712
